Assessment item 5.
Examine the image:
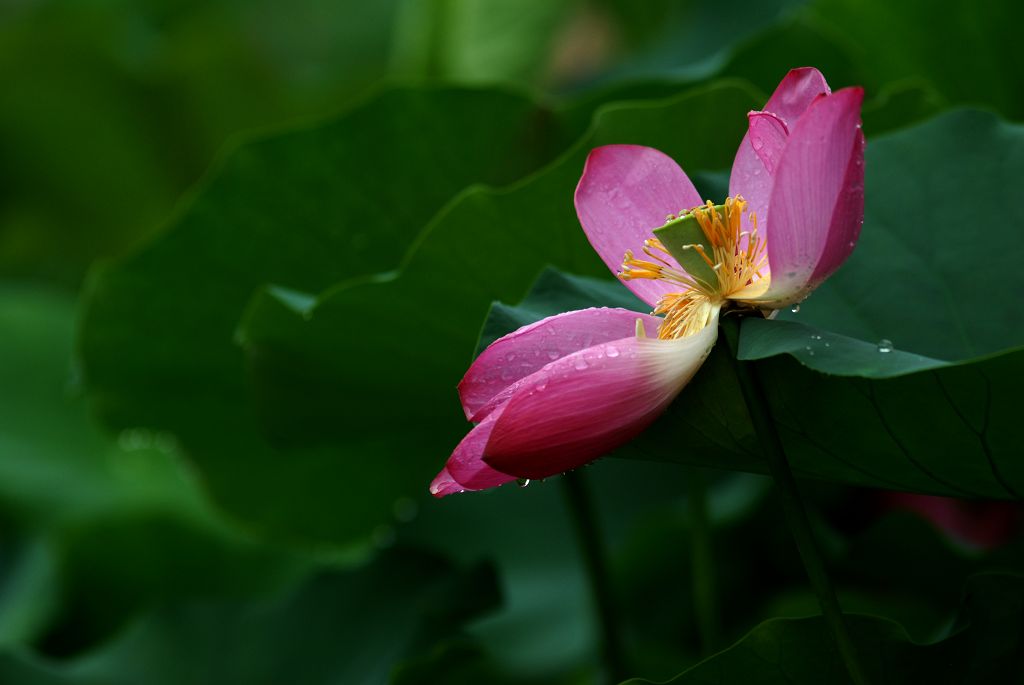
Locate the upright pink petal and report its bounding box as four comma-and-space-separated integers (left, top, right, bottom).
458, 307, 662, 420
483, 314, 719, 479
757, 87, 865, 305
730, 68, 831, 228
443, 406, 518, 492
809, 128, 865, 283
747, 111, 789, 175
575, 145, 703, 307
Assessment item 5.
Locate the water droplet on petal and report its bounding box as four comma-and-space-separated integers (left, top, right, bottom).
505, 353, 516, 362
546, 350, 559, 360
877, 339, 893, 353
790, 304, 801, 313
516, 478, 530, 488
574, 357, 589, 370
606, 345, 619, 358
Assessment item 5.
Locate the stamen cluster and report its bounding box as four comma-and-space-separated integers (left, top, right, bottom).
619, 196, 767, 340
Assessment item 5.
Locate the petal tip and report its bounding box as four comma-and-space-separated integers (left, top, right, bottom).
429, 468, 465, 498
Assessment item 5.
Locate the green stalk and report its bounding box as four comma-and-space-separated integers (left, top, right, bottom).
562, 470, 627, 682
722, 317, 869, 685
686, 467, 720, 655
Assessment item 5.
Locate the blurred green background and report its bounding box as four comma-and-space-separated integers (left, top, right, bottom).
2, 0, 1023, 683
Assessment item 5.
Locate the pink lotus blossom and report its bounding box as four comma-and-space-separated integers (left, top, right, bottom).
431, 68, 864, 496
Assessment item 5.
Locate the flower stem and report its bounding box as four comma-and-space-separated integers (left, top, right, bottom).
722, 318, 869, 685
561, 470, 627, 682
686, 467, 720, 655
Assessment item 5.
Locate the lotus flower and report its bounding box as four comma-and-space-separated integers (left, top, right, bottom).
431, 68, 864, 496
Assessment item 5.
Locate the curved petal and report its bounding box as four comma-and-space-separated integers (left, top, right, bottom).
429, 467, 466, 497
483, 313, 719, 479
459, 307, 663, 420
757, 87, 865, 305
747, 111, 789, 175
809, 128, 865, 283
443, 405, 518, 491
730, 68, 831, 229
575, 145, 703, 307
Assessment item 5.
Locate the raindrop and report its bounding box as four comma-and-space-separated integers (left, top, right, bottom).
790, 304, 801, 313
606, 345, 620, 358
824, 342, 831, 348
516, 478, 531, 488
536, 381, 547, 391
808, 350, 815, 356
811, 334, 822, 340
877, 339, 893, 353
505, 353, 516, 362
574, 357, 589, 370
546, 350, 559, 360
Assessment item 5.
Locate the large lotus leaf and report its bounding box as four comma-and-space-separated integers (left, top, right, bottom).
230, 83, 759, 543
806, 0, 1024, 119
391, 0, 573, 85
0, 286, 201, 524
0, 286, 305, 653
623, 573, 1024, 684
471, 108, 1024, 499
0, 548, 499, 685
0, 0, 404, 284
78, 86, 605, 545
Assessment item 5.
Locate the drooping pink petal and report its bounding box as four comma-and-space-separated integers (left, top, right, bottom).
443, 405, 518, 492
459, 307, 663, 420
429, 467, 466, 498
483, 314, 719, 479
575, 145, 703, 307
730, 68, 831, 228
757, 87, 865, 305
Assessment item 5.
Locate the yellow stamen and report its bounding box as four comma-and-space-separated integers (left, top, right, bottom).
617, 196, 768, 339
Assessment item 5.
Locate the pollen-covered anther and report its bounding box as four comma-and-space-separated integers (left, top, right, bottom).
688, 196, 768, 298
619, 249, 698, 289
653, 290, 714, 340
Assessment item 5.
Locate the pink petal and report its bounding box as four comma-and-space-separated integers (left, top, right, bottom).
429, 467, 466, 498
575, 145, 703, 307
443, 406, 519, 491
483, 314, 719, 479
809, 128, 865, 283
730, 68, 831, 228
459, 307, 663, 421
747, 111, 789, 175
759, 87, 865, 305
